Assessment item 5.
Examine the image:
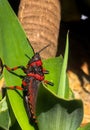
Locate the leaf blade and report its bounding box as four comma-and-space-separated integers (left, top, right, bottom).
0, 0, 34, 129
57, 32, 69, 98
36, 85, 83, 130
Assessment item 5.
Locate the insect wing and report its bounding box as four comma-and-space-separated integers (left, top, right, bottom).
23, 77, 40, 121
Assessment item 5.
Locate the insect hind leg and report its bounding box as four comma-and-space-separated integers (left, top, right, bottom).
2, 86, 23, 98
3, 65, 25, 79
44, 80, 54, 86
3, 65, 26, 72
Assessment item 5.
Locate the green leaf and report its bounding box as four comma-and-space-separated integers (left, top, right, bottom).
43, 32, 73, 99
43, 56, 63, 94
57, 32, 69, 98
0, 0, 34, 129
36, 84, 83, 130
0, 97, 10, 130
77, 123, 90, 130
36, 33, 83, 130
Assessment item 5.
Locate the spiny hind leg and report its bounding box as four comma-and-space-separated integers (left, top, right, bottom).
2, 86, 23, 98
3, 65, 26, 78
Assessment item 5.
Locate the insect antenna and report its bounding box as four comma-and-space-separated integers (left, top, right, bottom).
38, 44, 50, 54
25, 44, 50, 59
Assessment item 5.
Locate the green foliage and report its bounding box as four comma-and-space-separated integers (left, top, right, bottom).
0, 0, 89, 130
36, 84, 83, 130
0, 97, 10, 130
78, 123, 90, 130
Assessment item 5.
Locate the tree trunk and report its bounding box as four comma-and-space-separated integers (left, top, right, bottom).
18, 0, 61, 59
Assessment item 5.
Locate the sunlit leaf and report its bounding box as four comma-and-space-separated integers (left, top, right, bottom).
0, 0, 34, 129
0, 97, 10, 130
36, 84, 83, 130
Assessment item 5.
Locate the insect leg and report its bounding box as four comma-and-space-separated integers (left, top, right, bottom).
6, 86, 23, 90
3, 65, 26, 78
44, 80, 54, 86
3, 65, 26, 72
43, 69, 49, 74
2, 86, 23, 98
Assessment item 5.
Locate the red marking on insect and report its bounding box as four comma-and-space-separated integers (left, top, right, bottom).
30, 60, 42, 67
1, 43, 54, 125
8, 86, 23, 90
27, 73, 44, 81
22, 81, 27, 86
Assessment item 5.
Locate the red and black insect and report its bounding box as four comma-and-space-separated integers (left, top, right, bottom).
1, 44, 54, 124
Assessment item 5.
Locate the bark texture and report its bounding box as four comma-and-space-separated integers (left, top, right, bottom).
18, 0, 60, 59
